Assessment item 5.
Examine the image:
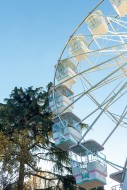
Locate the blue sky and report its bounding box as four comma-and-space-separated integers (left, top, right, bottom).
0, 0, 113, 102
0, 0, 85, 102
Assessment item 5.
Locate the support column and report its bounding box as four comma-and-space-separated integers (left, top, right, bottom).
122, 171, 127, 190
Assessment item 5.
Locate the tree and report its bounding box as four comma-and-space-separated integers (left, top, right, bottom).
0, 85, 105, 190
0, 85, 78, 190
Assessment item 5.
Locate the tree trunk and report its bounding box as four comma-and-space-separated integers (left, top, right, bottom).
17, 160, 25, 190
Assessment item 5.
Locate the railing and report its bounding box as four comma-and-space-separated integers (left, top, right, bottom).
111, 184, 122, 190
83, 151, 107, 167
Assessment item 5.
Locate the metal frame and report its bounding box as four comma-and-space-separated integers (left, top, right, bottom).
52, 0, 127, 184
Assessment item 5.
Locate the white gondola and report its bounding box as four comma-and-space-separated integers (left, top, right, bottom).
68, 35, 89, 62
85, 10, 108, 35
110, 169, 127, 190
111, 185, 122, 190
71, 140, 107, 189
110, 171, 123, 190
110, 0, 127, 17
110, 170, 124, 183
52, 112, 83, 151
110, 158, 127, 190
49, 85, 73, 115
55, 59, 77, 87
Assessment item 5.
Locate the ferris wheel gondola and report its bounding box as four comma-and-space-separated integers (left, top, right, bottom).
110, 0, 127, 17
49, 0, 127, 189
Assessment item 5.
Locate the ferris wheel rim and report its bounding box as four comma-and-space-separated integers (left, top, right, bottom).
51, 1, 127, 184
52, 0, 127, 141
52, 0, 106, 136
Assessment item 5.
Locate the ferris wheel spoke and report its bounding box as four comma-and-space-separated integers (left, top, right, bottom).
102, 105, 127, 146
85, 93, 126, 128
74, 80, 127, 132
99, 36, 122, 43
83, 54, 119, 71
54, 52, 127, 90
82, 61, 125, 105
79, 76, 127, 127
93, 37, 102, 49
96, 81, 127, 110
111, 112, 127, 121
97, 81, 127, 111
103, 90, 127, 127
108, 113, 127, 128
77, 80, 127, 144
107, 86, 127, 110
60, 41, 127, 64
92, 75, 125, 91
80, 72, 125, 92
58, 61, 127, 116
78, 70, 125, 103
108, 17, 127, 30
107, 19, 127, 51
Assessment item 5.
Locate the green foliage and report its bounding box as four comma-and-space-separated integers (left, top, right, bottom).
0, 84, 100, 190
0, 85, 52, 134
0, 84, 77, 190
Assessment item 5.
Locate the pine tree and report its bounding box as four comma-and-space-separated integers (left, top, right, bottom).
0, 85, 76, 190
0, 85, 105, 190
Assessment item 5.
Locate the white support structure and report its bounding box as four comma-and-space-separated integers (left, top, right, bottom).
51, 1, 127, 190
122, 171, 127, 190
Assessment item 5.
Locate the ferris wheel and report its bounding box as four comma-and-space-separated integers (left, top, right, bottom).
49, 0, 127, 189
